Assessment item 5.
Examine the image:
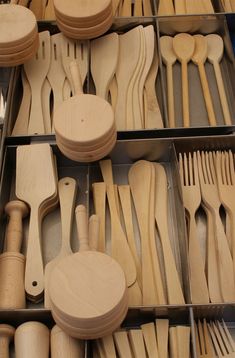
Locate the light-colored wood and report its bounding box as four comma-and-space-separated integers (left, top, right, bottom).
0, 324, 15, 358
15, 322, 50, 358
91, 33, 119, 100
101, 335, 117, 358
29, 0, 43, 20
143, 0, 152, 15
24, 31, 51, 135
196, 319, 214, 358
192, 35, 217, 126
197, 150, 235, 302
169, 327, 178, 358
41, 78, 52, 134
44, 177, 77, 308
129, 329, 147, 358
223, 0, 233, 11
155, 163, 185, 304
109, 75, 118, 110
128, 160, 158, 305
141, 323, 159, 358
185, 1, 205, 13
160, 36, 177, 128
134, 0, 143, 15
12, 70, 31, 136
176, 326, 191, 358
121, 0, 132, 15
88, 215, 99, 251
16, 143, 56, 300
201, 0, 214, 12
112, 0, 121, 14
63, 78, 71, 100
45, 0, 56, 19
178, 153, 209, 303
114, 331, 132, 358
92, 182, 106, 253
174, 0, 186, 14
216, 321, 235, 355
207, 322, 224, 357
222, 319, 235, 351
155, 319, 169, 358
157, 0, 174, 15
173, 33, 195, 127
51, 325, 84, 358
210, 322, 229, 356
115, 26, 141, 130
230, 0, 235, 11
206, 34, 231, 125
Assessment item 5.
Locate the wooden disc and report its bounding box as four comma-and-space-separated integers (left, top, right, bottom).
0, 34, 39, 62
0, 28, 38, 55
54, 93, 114, 145
0, 5, 37, 48
49, 252, 126, 321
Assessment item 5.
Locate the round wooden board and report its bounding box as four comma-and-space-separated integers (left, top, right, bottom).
0, 5, 37, 48
0, 35, 39, 62
0, 28, 38, 55
49, 252, 126, 320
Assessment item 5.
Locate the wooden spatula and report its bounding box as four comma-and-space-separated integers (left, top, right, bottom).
155, 319, 169, 358
16, 143, 56, 300
129, 329, 147, 358
92, 182, 106, 253
44, 177, 77, 308
141, 323, 159, 357
158, 0, 174, 15
114, 331, 132, 358
100, 335, 117, 358
174, 0, 186, 13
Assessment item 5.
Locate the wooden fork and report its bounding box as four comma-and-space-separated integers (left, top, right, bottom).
197, 151, 235, 302
195, 319, 214, 357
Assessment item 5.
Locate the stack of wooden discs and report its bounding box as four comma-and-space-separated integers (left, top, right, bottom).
53, 0, 113, 40
0, 5, 38, 67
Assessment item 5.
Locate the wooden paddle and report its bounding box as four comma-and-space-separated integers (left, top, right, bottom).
174, 0, 186, 13
129, 329, 147, 358
155, 319, 169, 358
158, 0, 174, 15
114, 331, 132, 358
51, 325, 84, 358
100, 335, 116, 358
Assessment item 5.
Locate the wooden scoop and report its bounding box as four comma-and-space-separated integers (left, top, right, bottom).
206, 34, 231, 125
173, 33, 195, 127
0, 324, 15, 358
44, 177, 77, 308
192, 34, 217, 126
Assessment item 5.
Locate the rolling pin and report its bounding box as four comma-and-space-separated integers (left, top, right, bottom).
51, 325, 84, 357
0, 200, 28, 309
0, 324, 15, 358
15, 322, 50, 358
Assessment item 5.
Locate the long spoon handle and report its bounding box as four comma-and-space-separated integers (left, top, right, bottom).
213, 61, 231, 125
182, 60, 190, 127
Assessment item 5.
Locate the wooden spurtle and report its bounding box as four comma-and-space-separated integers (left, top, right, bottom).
173, 33, 195, 127
155, 319, 169, 358
129, 329, 147, 358
0, 324, 15, 358
114, 331, 132, 358
44, 177, 77, 308
51, 325, 84, 358
141, 323, 159, 357
192, 34, 217, 126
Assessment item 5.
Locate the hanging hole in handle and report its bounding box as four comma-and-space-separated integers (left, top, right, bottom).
32, 281, 38, 287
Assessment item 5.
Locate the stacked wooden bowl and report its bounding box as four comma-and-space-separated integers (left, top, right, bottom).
0, 5, 38, 67
53, 0, 113, 39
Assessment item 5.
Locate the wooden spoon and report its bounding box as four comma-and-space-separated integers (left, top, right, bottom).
0, 324, 15, 358
192, 34, 217, 126
206, 34, 231, 125
173, 33, 195, 127
160, 36, 177, 128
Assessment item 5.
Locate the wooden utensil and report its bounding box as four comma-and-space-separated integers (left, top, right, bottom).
143, 0, 153, 15
169, 327, 178, 357
185, 1, 205, 13
176, 326, 191, 358
201, 0, 214, 12
15, 322, 50, 358
174, 0, 186, 13
173, 33, 195, 127
206, 34, 232, 125
141, 323, 159, 358
16, 143, 57, 300
129, 329, 147, 358
41, 78, 52, 134
192, 35, 217, 126
114, 331, 132, 358
24, 31, 51, 135
51, 325, 84, 358
91, 32, 119, 100
157, 0, 174, 15
221, 319, 235, 352
100, 335, 117, 358
0, 324, 15, 358
154, 163, 185, 304
29, 0, 43, 19
195, 319, 213, 358
160, 36, 177, 128
121, 0, 132, 15
92, 182, 106, 253
155, 319, 169, 358
44, 0, 56, 19
230, 0, 235, 11
112, 0, 121, 14
44, 177, 77, 308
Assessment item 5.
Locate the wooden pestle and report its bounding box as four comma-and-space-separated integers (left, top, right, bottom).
0, 201, 28, 309
51, 325, 84, 357
15, 322, 50, 358
0, 324, 15, 358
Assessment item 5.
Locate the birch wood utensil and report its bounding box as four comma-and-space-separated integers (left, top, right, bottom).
201, 0, 214, 12
29, 0, 43, 20
143, 0, 153, 15
121, 0, 132, 16
185, 1, 205, 14
160, 36, 176, 128
173, 33, 195, 127
206, 34, 232, 125
155, 163, 185, 304
176, 326, 191, 358
129, 329, 147, 358
157, 0, 174, 15
174, 0, 186, 14
141, 323, 159, 357
114, 331, 133, 358
51, 325, 84, 358
15, 322, 50, 358
100, 335, 116, 358
156, 319, 169, 358
92, 182, 106, 253
169, 327, 178, 357
24, 31, 51, 135
44, 0, 56, 19
16, 143, 57, 301
44, 177, 77, 308
0, 324, 15, 358
192, 35, 217, 126
41, 78, 52, 134
91, 33, 119, 100
134, 0, 142, 16
195, 319, 213, 358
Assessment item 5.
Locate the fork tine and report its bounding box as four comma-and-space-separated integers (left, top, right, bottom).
206, 152, 214, 185
198, 320, 206, 355
197, 150, 206, 185
193, 152, 199, 187
222, 319, 235, 352
208, 321, 222, 356
179, 153, 184, 185
216, 320, 233, 353
229, 150, 235, 186
188, 152, 194, 185
194, 321, 201, 356
212, 321, 228, 355
202, 151, 211, 184
224, 151, 232, 186
184, 153, 189, 186
220, 151, 226, 186
203, 319, 214, 356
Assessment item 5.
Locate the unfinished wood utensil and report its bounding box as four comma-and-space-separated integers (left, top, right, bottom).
41, 78, 52, 134
141, 323, 159, 358
44, 0, 56, 19
15, 322, 50, 358
155, 319, 169, 358
100, 335, 116, 358
230, 0, 235, 11
128, 161, 158, 305
51, 325, 84, 358
192, 35, 217, 126
174, 0, 186, 13
91, 33, 119, 100
0, 324, 15, 358
185, 1, 205, 13
206, 34, 232, 125
44, 177, 77, 308
160, 36, 177, 128
12, 70, 31, 135
143, 0, 153, 15
195, 319, 214, 358
176, 326, 191, 358
222, 319, 235, 351
29, 0, 43, 19
169, 327, 178, 357
121, 0, 132, 15
16, 143, 56, 300
92, 182, 106, 253
129, 329, 147, 358
115, 26, 141, 130
173, 33, 195, 127
24, 31, 51, 135
154, 163, 185, 304
114, 331, 133, 358
157, 0, 174, 15
201, 0, 214, 12
112, 0, 121, 14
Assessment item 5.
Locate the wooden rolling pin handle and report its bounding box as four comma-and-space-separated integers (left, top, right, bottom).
4, 200, 29, 253
88, 215, 100, 251
75, 205, 89, 252
69, 60, 83, 96
0, 324, 15, 358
